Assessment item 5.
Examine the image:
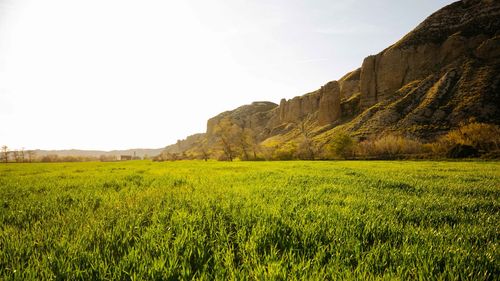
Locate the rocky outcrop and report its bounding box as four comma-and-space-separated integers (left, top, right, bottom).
164, 0, 500, 154
278, 93, 320, 123
359, 44, 453, 108
475, 35, 500, 59
277, 81, 341, 126
340, 93, 361, 118
318, 81, 341, 125
346, 54, 500, 139
395, 0, 500, 49
339, 68, 361, 100
359, 0, 500, 109
206, 101, 277, 141
164, 133, 206, 154
359, 55, 379, 108
205, 79, 342, 145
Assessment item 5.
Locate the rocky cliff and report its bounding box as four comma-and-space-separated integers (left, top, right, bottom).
360, 0, 500, 109
277, 80, 341, 126
168, 0, 500, 154
205, 102, 278, 142
353, 0, 500, 138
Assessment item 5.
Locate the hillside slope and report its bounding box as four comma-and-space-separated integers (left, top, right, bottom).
168, 0, 500, 157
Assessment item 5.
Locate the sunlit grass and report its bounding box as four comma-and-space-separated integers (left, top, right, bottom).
0, 160, 498, 280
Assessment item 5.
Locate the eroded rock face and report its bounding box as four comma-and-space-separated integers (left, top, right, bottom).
318, 81, 341, 125
279, 93, 320, 123
206, 101, 277, 140
359, 55, 378, 108
339, 68, 361, 100
475, 35, 500, 59
396, 0, 500, 48
163, 133, 206, 154
165, 0, 500, 154
359, 0, 500, 109
347, 54, 500, 139
359, 44, 447, 108
276, 81, 341, 126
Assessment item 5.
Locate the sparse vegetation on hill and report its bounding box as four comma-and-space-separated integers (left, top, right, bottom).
164, 0, 500, 160
159, 123, 499, 161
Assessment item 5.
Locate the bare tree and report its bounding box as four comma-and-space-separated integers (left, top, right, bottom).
213, 117, 266, 161
237, 126, 263, 160
214, 118, 238, 161
27, 150, 36, 163
296, 119, 317, 160
195, 141, 210, 161
219, 135, 236, 161
12, 150, 21, 163
20, 147, 25, 163
1, 145, 8, 163
236, 124, 251, 161
200, 145, 210, 161
246, 128, 261, 160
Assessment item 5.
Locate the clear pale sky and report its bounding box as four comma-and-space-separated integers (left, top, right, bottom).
0, 0, 456, 150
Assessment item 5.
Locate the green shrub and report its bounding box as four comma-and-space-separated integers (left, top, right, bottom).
326, 133, 355, 159
273, 142, 297, 160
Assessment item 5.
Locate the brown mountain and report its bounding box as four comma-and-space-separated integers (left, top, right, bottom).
167, 0, 500, 156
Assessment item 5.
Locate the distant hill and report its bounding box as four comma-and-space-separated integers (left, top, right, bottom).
34, 148, 163, 158
167, 0, 500, 158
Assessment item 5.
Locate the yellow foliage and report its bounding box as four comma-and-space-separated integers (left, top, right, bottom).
442, 122, 500, 152
357, 134, 424, 158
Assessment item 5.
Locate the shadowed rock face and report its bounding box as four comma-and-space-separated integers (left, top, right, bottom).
170, 0, 500, 153
349, 0, 500, 139
318, 81, 341, 125
206, 102, 278, 132
396, 0, 500, 49
278, 94, 320, 123
276, 81, 341, 126
359, 0, 500, 110
339, 68, 361, 100
205, 101, 278, 141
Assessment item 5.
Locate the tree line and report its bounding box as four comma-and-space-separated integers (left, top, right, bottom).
1, 146, 37, 163
0, 147, 149, 163
4, 121, 499, 163
155, 119, 500, 161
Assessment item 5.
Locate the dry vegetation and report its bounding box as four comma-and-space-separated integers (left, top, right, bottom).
2, 122, 499, 163
185, 122, 500, 161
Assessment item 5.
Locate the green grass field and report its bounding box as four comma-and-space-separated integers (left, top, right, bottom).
0, 161, 498, 280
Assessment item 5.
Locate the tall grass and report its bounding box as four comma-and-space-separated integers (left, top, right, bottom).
0, 160, 498, 280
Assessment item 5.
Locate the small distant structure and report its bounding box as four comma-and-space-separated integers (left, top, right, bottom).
120, 155, 132, 161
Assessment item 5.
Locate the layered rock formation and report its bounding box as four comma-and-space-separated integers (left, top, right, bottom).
277, 80, 341, 125
318, 81, 341, 125
168, 0, 500, 153
205, 101, 277, 142
163, 133, 205, 154
359, 0, 500, 110
339, 68, 361, 100
350, 0, 500, 138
